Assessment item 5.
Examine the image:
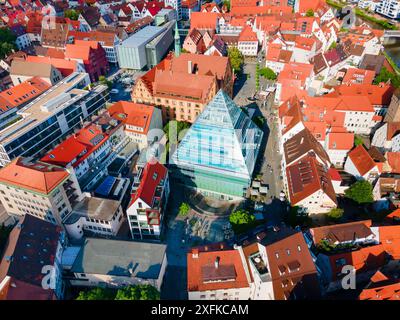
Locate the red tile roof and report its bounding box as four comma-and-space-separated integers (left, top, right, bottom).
108, 101, 155, 135
328, 84, 395, 106
328, 244, 387, 281
238, 26, 257, 42
348, 145, 377, 176
26, 56, 78, 77
65, 41, 101, 61
278, 62, 313, 85
130, 161, 167, 207
286, 154, 337, 205
190, 12, 219, 30
342, 68, 375, 85
264, 230, 321, 300
187, 246, 250, 292
328, 131, 354, 150
310, 220, 373, 245
0, 77, 50, 112
328, 167, 342, 182
359, 275, 400, 300
41, 124, 109, 168
0, 158, 69, 194
294, 36, 316, 51
387, 152, 400, 174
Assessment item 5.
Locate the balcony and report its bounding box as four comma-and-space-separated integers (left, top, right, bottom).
249, 252, 271, 282
146, 210, 160, 226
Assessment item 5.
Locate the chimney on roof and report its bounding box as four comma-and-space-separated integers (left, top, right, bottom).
215, 256, 220, 269
188, 60, 193, 74
192, 248, 199, 259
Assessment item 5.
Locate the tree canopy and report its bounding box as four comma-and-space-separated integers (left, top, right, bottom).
305, 9, 314, 17
252, 115, 265, 129
259, 67, 277, 80
345, 180, 374, 205
0, 28, 17, 59
229, 209, 255, 225
255, 63, 260, 90
285, 206, 312, 228
64, 9, 80, 20
178, 202, 190, 217
227, 47, 244, 75
327, 208, 344, 221
354, 135, 364, 147
222, 0, 231, 11
163, 121, 191, 141
115, 284, 160, 300
99, 75, 112, 90
374, 67, 400, 88
229, 209, 257, 234
76, 285, 160, 300
76, 287, 116, 300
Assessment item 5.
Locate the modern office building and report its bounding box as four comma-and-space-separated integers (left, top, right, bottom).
116, 23, 174, 70
170, 90, 263, 200
0, 73, 109, 167
376, 0, 400, 20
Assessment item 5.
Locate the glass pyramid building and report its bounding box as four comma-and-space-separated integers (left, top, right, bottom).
170, 90, 263, 199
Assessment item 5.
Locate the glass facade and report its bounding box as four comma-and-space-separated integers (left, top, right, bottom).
171, 90, 263, 198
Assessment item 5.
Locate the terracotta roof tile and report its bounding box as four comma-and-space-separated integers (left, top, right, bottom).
348, 145, 377, 176
187, 246, 250, 292
0, 157, 69, 194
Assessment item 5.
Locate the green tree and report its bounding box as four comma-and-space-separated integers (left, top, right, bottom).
115, 284, 160, 300
227, 47, 244, 75
255, 63, 260, 91
285, 206, 311, 228
0, 28, 17, 59
305, 9, 314, 17
345, 180, 374, 205
229, 209, 257, 233
99, 75, 112, 90
354, 135, 364, 147
178, 202, 190, 217
329, 42, 337, 50
252, 115, 265, 128
259, 67, 277, 80
374, 67, 400, 88
64, 9, 80, 20
223, 0, 231, 11
327, 208, 344, 221
163, 121, 191, 141
229, 209, 255, 225
76, 287, 116, 300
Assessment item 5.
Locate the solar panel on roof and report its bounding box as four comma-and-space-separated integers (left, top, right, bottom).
95, 176, 116, 197
90, 134, 104, 146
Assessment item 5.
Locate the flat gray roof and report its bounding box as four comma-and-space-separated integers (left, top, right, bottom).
72, 197, 120, 221
71, 238, 167, 279
121, 26, 165, 48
